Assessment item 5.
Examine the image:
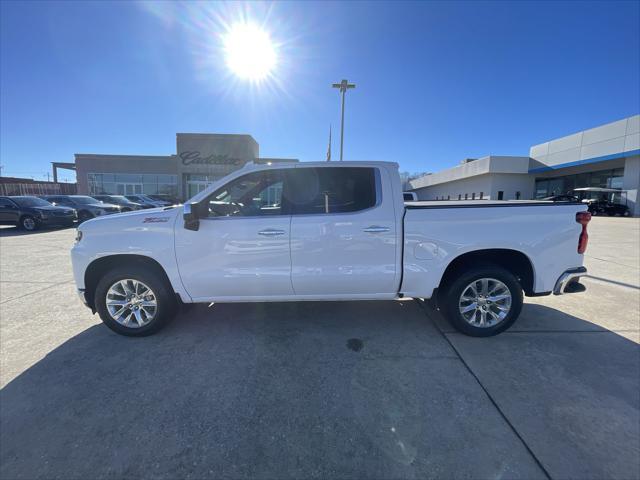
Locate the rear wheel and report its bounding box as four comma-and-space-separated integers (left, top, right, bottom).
95, 265, 177, 336
20, 215, 38, 231
441, 265, 523, 337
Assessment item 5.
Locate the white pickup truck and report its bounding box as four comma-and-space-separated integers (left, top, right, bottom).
71, 161, 591, 337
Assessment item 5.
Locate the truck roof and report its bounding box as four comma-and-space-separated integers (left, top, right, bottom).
241, 160, 399, 171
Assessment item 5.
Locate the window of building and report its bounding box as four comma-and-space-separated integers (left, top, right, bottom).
472, 193, 476, 200
516, 191, 521, 200
480, 192, 484, 199
447, 195, 450, 200
497, 191, 504, 200
465, 194, 468, 200
88, 173, 177, 197
285, 167, 377, 215
458, 194, 461, 200
533, 167, 626, 199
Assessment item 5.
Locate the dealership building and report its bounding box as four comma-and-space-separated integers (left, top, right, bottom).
409, 115, 640, 216
71, 133, 296, 201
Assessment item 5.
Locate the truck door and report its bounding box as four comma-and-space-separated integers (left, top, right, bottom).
287, 166, 398, 296
174, 169, 294, 300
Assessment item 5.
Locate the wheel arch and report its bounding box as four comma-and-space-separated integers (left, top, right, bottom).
84, 254, 175, 310
438, 248, 535, 296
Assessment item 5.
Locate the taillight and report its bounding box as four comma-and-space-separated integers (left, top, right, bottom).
576, 211, 591, 254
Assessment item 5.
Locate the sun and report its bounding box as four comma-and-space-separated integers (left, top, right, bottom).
223, 23, 277, 81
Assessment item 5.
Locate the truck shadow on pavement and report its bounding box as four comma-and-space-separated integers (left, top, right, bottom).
1, 300, 638, 480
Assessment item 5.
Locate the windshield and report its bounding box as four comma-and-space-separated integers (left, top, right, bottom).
11, 197, 52, 207
72, 196, 100, 205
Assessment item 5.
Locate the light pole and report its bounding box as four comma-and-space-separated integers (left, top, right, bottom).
332, 79, 355, 161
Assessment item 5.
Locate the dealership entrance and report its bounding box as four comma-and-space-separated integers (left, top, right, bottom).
116, 182, 143, 195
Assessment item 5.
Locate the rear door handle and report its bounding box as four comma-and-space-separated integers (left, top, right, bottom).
363, 226, 390, 233
258, 229, 286, 236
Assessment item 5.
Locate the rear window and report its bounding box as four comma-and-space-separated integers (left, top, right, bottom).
285, 167, 377, 215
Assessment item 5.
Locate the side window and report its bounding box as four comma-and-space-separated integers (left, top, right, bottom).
205, 170, 284, 217
0, 198, 16, 208
285, 167, 377, 215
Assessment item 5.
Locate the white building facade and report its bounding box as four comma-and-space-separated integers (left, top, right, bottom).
409, 115, 640, 216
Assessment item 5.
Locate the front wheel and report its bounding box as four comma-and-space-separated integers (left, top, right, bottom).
20, 215, 38, 231
441, 265, 523, 337
95, 266, 177, 336
78, 210, 93, 223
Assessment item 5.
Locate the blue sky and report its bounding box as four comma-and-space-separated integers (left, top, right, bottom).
1, 0, 639, 182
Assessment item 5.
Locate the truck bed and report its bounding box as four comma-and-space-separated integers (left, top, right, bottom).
404, 200, 584, 209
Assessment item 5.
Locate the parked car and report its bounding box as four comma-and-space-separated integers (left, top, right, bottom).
572, 187, 631, 217
41, 195, 121, 222
587, 199, 631, 217
148, 194, 181, 205
0, 195, 77, 231
542, 194, 580, 202
125, 194, 171, 208
72, 162, 590, 337
92, 195, 144, 211
403, 192, 418, 201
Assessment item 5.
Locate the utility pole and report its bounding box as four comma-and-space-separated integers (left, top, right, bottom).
332, 79, 355, 161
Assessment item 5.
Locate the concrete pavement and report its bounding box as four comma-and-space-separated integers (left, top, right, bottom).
0, 218, 638, 479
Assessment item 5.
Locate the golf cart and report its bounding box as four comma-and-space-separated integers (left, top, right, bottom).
573, 187, 631, 216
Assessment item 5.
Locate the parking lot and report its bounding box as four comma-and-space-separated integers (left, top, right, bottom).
0, 217, 638, 479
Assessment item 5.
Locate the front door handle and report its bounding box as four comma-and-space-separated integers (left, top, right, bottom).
363, 225, 390, 233
258, 229, 286, 236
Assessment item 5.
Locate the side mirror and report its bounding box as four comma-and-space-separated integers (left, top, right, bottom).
183, 202, 206, 231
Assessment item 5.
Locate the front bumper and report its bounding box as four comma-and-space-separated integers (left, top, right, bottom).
553, 267, 587, 295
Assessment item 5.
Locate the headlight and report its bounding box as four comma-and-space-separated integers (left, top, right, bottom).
75, 229, 83, 243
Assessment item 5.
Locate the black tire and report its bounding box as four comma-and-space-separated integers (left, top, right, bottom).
95, 265, 177, 337
19, 215, 39, 231
78, 210, 93, 223
441, 264, 523, 337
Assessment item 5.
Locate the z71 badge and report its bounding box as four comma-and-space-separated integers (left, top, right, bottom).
143, 217, 170, 223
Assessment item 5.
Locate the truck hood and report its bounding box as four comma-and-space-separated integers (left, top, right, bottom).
78, 205, 181, 232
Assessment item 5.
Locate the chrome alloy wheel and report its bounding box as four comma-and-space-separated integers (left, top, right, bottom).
106, 279, 157, 328
458, 278, 512, 328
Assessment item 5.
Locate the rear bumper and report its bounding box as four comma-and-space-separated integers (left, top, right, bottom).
553, 267, 587, 295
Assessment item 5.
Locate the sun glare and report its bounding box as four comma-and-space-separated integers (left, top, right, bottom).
223, 23, 276, 81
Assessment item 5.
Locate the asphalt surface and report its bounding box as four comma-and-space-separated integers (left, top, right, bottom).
0, 217, 638, 479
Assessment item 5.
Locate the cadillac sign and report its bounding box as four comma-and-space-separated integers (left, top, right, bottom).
179, 151, 243, 166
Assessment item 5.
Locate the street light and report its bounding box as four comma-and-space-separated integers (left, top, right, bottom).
332, 79, 355, 161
